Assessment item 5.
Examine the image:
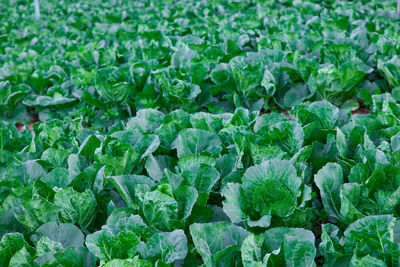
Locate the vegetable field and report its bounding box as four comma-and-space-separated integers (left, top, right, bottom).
2, 0, 400, 266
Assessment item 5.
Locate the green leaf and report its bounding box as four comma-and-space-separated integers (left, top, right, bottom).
221, 183, 245, 224
344, 215, 396, 254
309, 100, 339, 129
0, 233, 28, 267
241, 234, 266, 267
13, 198, 60, 232
78, 135, 101, 158
190, 112, 224, 133
283, 235, 316, 267
54, 188, 97, 227
35, 236, 64, 258
108, 175, 154, 208
350, 255, 386, 267
138, 230, 187, 264
175, 186, 198, 219
223, 159, 304, 228
140, 186, 179, 231
190, 222, 249, 266
31, 222, 85, 248
336, 128, 349, 158
242, 159, 302, 218
95, 66, 134, 103
319, 223, 349, 266
103, 258, 152, 267
126, 109, 165, 134
314, 163, 343, 222
41, 147, 71, 167
241, 228, 317, 266
53, 246, 96, 267
94, 141, 140, 175
250, 144, 288, 164
180, 163, 220, 194
40, 167, 70, 188
378, 56, 400, 88
176, 128, 222, 158
339, 183, 364, 225
22, 95, 77, 107
145, 155, 176, 182
8, 246, 34, 267
85, 230, 140, 261
254, 114, 304, 155
261, 68, 276, 96
230, 56, 264, 97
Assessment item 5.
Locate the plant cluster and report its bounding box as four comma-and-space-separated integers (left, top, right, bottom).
2, 0, 400, 266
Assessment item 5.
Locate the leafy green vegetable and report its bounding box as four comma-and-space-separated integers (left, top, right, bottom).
222, 159, 310, 229
190, 222, 249, 266
2, 0, 400, 265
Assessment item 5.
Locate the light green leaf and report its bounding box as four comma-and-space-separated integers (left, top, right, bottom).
190, 222, 249, 266
221, 183, 245, 224
108, 175, 154, 208
85, 230, 140, 261
176, 128, 222, 158
0, 233, 28, 267
314, 163, 343, 222
31, 222, 84, 249
138, 230, 187, 264
54, 188, 97, 227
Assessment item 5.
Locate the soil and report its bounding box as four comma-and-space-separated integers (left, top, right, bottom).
15, 113, 39, 133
